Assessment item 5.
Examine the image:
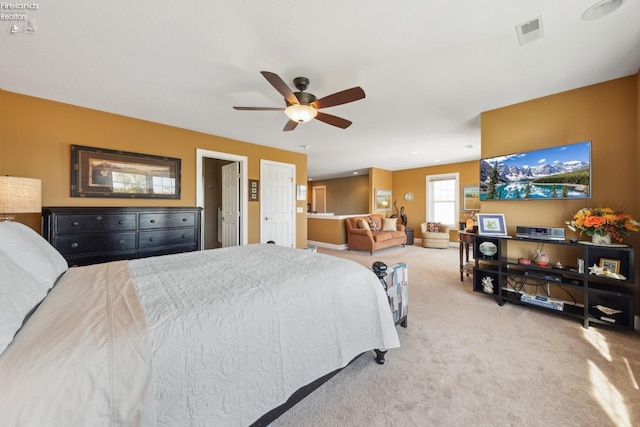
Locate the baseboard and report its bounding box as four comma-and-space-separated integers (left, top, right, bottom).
416, 238, 457, 248
306, 240, 348, 251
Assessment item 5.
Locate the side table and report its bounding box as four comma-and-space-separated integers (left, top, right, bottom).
405, 227, 414, 245
459, 231, 475, 281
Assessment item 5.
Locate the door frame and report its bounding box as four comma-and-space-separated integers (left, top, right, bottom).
196, 148, 248, 246
259, 159, 296, 246
312, 185, 326, 213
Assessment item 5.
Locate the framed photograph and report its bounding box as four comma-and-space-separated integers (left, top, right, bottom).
71, 145, 180, 199
375, 189, 392, 212
462, 186, 481, 211
599, 258, 620, 274
477, 213, 508, 236
296, 184, 307, 201
249, 179, 259, 201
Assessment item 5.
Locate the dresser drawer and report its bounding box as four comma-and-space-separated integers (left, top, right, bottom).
139, 212, 196, 229
55, 214, 137, 233
55, 232, 137, 255
138, 229, 197, 249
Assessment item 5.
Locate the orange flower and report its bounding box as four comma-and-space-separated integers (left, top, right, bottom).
583, 215, 606, 228
566, 206, 639, 242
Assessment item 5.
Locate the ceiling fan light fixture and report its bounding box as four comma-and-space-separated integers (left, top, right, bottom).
285, 104, 317, 123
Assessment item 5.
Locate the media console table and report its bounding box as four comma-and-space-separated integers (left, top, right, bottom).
472, 234, 635, 329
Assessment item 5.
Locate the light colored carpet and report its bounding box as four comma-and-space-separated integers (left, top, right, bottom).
273, 244, 640, 427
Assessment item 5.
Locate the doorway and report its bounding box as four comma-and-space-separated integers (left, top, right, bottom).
312, 185, 327, 213
196, 149, 248, 248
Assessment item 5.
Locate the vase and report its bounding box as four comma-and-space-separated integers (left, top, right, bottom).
592, 233, 611, 245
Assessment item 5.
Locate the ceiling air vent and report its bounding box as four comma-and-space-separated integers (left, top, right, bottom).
516, 15, 544, 46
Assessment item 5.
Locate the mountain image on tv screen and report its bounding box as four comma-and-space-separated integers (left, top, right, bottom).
479, 141, 591, 200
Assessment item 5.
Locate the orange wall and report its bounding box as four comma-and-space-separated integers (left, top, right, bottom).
369, 167, 393, 214
0, 90, 308, 247
392, 161, 478, 242
480, 75, 638, 241
481, 74, 639, 312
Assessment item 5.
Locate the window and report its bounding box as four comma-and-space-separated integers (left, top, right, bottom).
426, 173, 459, 226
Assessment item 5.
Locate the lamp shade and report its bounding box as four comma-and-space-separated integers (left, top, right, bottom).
284, 104, 318, 123
0, 176, 42, 220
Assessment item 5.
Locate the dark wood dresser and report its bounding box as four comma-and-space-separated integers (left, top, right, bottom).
42, 207, 202, 266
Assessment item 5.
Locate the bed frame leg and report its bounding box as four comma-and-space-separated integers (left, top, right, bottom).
374, 349, 387, 364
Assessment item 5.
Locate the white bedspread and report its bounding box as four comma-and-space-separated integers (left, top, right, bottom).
128, 244, 399, 426
0, 244, 399, 426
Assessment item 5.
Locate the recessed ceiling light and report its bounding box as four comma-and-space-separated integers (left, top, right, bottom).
582, 0, 623, 20
352, 171, 359, 175
410, 151, 419, 155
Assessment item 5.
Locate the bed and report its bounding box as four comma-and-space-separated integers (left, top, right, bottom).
0, 221, 400, 426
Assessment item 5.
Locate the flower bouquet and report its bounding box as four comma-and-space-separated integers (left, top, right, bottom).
566, 206, 639, 242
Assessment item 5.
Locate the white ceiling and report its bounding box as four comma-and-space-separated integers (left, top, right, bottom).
1, 1, 639, 180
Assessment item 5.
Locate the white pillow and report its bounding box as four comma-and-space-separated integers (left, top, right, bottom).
357, 218, 371, 230
0, 222, 68, 291
0, 251, 47, 355
382, 217, 398, 231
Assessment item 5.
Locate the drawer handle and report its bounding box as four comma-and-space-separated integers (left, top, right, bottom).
96, 216, 102, 221
150, 219, 156, 223
182, 218, 188, 222
182, 234, 186, 239
71, 221, 79, 226
118, 240, 125, 245
149, 237, 154, 242
166, 215, 171, 218
118, 220, 124, 225
70, 242, 79, 248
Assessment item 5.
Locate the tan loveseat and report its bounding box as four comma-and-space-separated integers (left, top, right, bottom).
345, 214, 406, 255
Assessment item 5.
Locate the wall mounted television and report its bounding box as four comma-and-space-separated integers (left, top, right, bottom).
479, 140, 591, 201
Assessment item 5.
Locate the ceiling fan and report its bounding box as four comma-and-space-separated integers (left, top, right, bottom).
233, 71, 365, 131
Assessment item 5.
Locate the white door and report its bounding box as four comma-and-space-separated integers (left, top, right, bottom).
260, 160, 295, 247
221, 162, 240, 247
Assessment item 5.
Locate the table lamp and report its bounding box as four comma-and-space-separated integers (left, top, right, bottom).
0, 176, 42, 221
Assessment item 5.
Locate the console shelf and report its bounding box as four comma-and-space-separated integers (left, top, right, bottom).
472, 235, 635, 329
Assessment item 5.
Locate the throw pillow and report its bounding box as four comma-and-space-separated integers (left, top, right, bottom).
357, 218, 371, 230
427, 222, 442, 232
382, 217, 397, 231
369, 220, 379, 232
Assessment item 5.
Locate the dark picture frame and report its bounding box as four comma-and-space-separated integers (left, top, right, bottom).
71, 145, 181, 199
249, 179, 259, 201
479, 140, 591, 201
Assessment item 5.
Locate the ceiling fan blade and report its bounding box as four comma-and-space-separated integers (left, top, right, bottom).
312, 87, 365, 109
315, 112, 352, 129
283, 120, 299, 132
260, 71, 299, 105
233, 106, 285, 111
